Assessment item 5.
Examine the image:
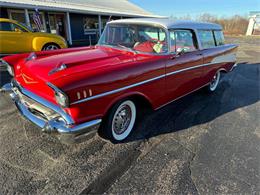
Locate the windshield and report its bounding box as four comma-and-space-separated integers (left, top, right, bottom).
18, 22, 31, 32
98, 24, 168, 54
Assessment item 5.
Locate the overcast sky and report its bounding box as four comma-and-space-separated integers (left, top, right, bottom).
130, 0, 259, 18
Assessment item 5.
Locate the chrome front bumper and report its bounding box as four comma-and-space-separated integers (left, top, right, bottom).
1, 81, 101, 144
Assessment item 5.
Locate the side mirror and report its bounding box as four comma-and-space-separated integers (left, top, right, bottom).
14, 28, 22, 33
170, 48, 186, 59
176, 47, 186, 56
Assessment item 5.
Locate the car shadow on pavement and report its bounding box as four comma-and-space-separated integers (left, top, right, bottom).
125, 63, 260, 143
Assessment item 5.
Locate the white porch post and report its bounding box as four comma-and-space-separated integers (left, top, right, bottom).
66, 12, 72, 45
98, 15, 102, 37
24, 9, 31, 28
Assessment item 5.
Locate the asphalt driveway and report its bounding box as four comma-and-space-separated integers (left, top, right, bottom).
0, 36, 259, 194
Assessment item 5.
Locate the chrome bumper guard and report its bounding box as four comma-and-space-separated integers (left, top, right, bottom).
1, 81, 101, 144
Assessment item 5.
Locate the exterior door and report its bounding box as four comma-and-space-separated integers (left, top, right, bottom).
0, 21, 32, 54
165, 29, 204, 102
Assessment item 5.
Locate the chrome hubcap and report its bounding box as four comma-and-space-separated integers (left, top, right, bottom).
210, 72, 220, 90
210, 75, 217, 87
45, 45, 58, 50
113, 105, 132, 135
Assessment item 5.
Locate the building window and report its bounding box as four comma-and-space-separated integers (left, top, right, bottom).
101, 16, 110, 32
83, 16, 99, 35
48, 13, 67, 38
8, 9, 46, 32
8, 9, 26, 25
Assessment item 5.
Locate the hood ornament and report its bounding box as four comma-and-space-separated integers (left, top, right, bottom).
49, 63, 67, 75
26, 52, 37, 61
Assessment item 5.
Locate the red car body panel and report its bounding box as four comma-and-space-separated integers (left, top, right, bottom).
3, 41, 237, 125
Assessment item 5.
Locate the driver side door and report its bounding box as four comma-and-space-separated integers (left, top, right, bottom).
165, 29, 204, 103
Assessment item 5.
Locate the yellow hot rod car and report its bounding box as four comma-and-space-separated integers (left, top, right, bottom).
0, 18, 67, 54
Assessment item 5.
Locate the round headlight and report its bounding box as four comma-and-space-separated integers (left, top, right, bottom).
55, 91, 69, 107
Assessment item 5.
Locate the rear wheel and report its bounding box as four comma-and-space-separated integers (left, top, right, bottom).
42, 43, 60, 51
102, 99, 137, 142
208, 71, 221, 92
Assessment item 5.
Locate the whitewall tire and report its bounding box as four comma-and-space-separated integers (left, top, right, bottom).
102, 99, 137, 142
208, 71, 221, 92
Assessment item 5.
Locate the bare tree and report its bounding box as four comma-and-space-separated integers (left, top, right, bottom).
171, 13, 249, 35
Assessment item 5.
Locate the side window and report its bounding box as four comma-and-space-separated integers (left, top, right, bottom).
170, 30, 197, 52
213, 30, 225, 46
0, 22, 27, 32
198, 30, 215, 49
0, 22, 12, 31
138, 26, 166, 42
11, 23, 27, 32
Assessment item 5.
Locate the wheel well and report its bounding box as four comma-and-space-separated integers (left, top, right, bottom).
99, 94, 152, 136
42, 42, 60, 50
128, 94, 153, 111
218, 68, 228, 73
104, 94, 153, 119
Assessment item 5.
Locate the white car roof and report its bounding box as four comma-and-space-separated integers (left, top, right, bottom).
108, 18, 222, 30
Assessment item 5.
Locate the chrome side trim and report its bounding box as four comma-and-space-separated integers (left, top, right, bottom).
71, 74, 165, 105
71, 61, 231, 105
11, 80, 74, 125
166, 62, 213, 77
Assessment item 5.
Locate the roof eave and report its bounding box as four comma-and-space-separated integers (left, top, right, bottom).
0, 1, 163, 18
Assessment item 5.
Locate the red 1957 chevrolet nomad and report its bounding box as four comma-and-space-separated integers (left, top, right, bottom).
1, 18, 237, 143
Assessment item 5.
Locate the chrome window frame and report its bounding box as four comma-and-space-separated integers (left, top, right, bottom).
168, 28, 200, 53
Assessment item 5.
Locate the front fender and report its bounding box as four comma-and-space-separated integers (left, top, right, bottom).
32, 37, 67, 51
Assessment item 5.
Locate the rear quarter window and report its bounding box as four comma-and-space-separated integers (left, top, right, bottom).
213, 30, 225, 46
198, 30, 215, 49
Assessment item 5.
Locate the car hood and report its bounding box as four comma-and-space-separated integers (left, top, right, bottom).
22, 46, 130, 78
14, 46, 136, 95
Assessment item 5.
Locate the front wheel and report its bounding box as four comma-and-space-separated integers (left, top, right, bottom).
42, 43, 60, 51
102, 99, 137, 142
208, 71, 221, 92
